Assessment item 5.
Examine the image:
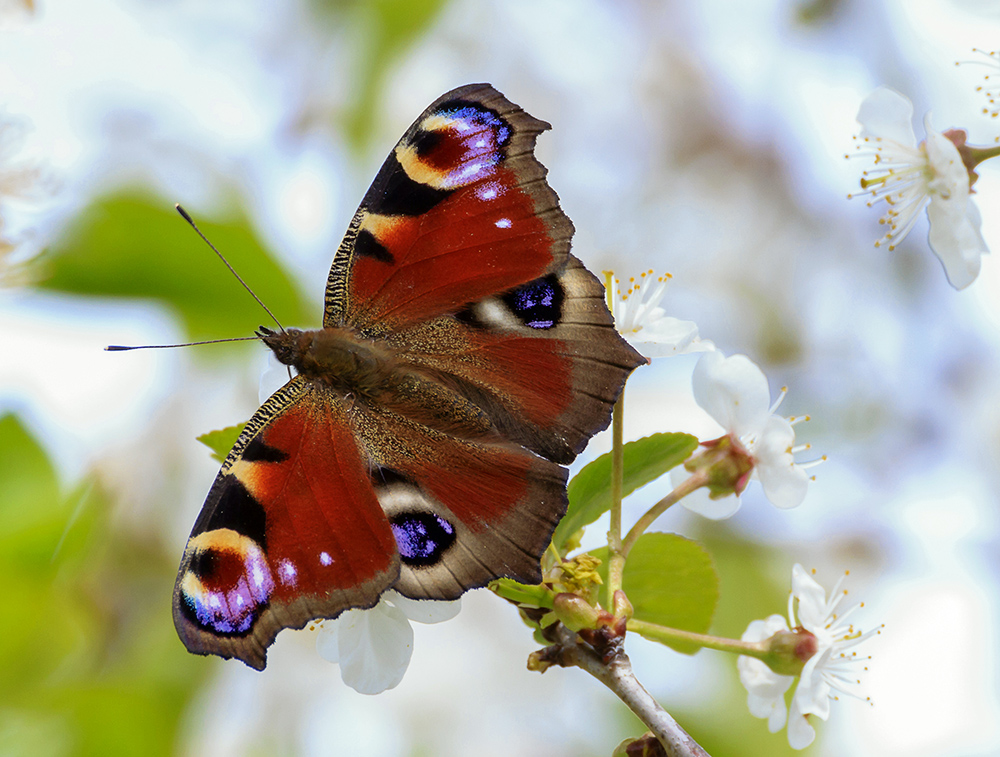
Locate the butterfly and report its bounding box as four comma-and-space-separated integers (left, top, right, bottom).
172, 84, 646, 670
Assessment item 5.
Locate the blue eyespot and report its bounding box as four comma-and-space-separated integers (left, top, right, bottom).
503, 275, 564, 329
391, 512, 456, 567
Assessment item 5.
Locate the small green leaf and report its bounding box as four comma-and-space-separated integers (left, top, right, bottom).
197, 424, 246, 463
592, 532, 718, 654
554, 432, 699, 552
491, 578, 554, 609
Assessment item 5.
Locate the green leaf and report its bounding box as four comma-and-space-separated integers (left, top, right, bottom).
592, 532, 718, 654
197, 423, 246, 463
0, 413, 208, 754
554, 432, 699, 552
491, 578, 555, 609
38, 191, 312, 342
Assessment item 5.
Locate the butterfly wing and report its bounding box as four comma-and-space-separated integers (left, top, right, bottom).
172, 377, 399, 670
323, 83, 572, 334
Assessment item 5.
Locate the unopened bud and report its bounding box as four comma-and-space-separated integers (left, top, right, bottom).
552, 593, 602, 632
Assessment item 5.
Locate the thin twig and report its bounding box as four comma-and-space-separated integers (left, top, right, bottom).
543, 624, 711, 757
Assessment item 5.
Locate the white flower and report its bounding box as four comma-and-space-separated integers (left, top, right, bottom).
677, 350, 815, 519
607, 269, 713, 357
315, 590, 460, 695
850, 86, 987, 290
738, 564, 879, 750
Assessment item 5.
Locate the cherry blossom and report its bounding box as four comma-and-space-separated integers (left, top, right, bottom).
315, 591, 460, 695
738, 564, 879, 750
850, 86, 987, 290
607, 269, 713, 357
677, 350, 815, 519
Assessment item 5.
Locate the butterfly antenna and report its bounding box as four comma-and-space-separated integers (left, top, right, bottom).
105, 335, 262, 351
175, 204, 285, 333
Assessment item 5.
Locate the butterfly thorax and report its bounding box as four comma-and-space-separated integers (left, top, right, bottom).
259, 326, 396, 399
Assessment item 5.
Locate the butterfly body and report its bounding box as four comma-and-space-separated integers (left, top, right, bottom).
173, 84, 645, 670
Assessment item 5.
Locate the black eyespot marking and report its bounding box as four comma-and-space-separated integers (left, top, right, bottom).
390, 512, 456, 567
354, 228, 395, 265
501, 274, 564, 329
242, 437, 289, 464
194, 475, 268, 548
188, 548, 219, 580
364, 151, 451, 216
411, 128, 443, 158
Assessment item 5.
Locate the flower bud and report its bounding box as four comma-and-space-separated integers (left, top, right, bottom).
552, 592, 602, 632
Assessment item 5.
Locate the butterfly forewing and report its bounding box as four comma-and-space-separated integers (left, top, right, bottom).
324, 83, 572, 333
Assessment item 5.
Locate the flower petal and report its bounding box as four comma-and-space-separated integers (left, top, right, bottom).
337, 599, 414, 695
748, 688, 791, 733
790, 564, 829, 631
385, 590, 462, 624
755, 417, 809, 509
672, 467, 744, 519
315, 618, 341, 663
795, 647, 834, 720
926, 194, 988, 290
856, 87, 917, 147
786, 693, 817, 750
692, 351, 771, 438
922, 119, 987, 289
739, 616, 794, 732
626, 313, 713, 357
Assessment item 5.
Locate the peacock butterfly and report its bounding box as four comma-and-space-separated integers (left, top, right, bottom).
172, 83, 646, 670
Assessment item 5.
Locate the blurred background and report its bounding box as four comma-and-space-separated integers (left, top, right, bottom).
2, 0, 999, 754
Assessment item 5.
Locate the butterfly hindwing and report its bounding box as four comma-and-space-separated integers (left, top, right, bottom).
172, 377, 399, 670
351, 401, 569, 600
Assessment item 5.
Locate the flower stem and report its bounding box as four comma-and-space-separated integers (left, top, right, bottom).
967, 143, 1000, 164
605, 394, 626, 612
621, 470, 708, 558
628, 619, 768, 659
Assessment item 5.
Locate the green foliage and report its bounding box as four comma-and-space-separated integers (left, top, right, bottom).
197, 423, 247, 463
38, 192, 311, 343
0, 414, 207, 755
592, 533, 719, 654
554, 432, 699, 552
